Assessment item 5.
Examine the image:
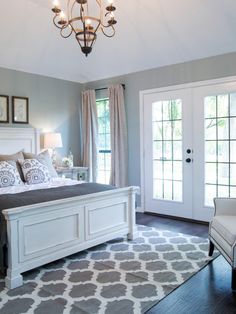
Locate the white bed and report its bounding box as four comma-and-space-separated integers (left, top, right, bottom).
0, 127, 139, 289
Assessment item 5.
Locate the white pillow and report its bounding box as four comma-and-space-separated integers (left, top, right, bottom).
19, 159, 51, 185
0, 161, 23, 188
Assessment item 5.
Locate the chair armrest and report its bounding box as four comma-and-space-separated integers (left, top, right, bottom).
214, 198, 236, 216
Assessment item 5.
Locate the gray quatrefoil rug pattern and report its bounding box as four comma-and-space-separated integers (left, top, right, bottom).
0, 225, 218, 314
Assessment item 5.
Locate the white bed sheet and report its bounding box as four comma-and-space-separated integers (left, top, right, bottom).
0, 178, 81, 195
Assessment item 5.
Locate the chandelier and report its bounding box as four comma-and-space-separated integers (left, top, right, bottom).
51, 0, 117, 56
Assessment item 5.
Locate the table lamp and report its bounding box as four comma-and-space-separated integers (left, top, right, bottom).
44, 132, 63, 166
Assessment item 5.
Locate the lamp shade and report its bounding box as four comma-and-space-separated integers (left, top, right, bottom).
44, 132, 63, 149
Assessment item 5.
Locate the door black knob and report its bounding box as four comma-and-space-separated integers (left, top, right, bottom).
186, 149, 191, 154
186, 158, 191, 163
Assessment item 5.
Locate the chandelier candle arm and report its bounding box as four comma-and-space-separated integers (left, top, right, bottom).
51, 0, 117, 56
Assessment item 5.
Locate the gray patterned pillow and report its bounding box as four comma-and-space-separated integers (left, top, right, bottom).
23, 150, 58, 178
19, 159, 51, 185
0, 151, 25, 181
0, 161, 23, 188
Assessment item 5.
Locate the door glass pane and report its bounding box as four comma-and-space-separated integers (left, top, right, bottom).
217, 94, 229, 117
204, 93, 236, 206
164, 180, 172, 200
230, 118, 236, 139
205, 96, 216, 118
164, 161, 172, 180
218, 141, 229, 162
163, 101, 172, 120
153, 161, 163, 179
205, 142, 217, 162
230, 141, 236, 162
153, 141, 162, 159
205, 184, 216, 207
230, 93, 236, 116
171, 99, 182, 120
173, 121, 182, 140
153, 122, 162, 140
218, 185, 229, 198
230, 164, 236, 185
152, 99, 183, 202
153, 102, 162, 121
162, 121, 172, 140
173, 181, 182, 202
205, 163, 216, 184
205, 119, 216, 140
163, 141, 172, 160
218, 163, 229, 185
173, 161, 182, 181
217, 118, 229, 140
173, 141, 182, 160
230, 186, 236, 197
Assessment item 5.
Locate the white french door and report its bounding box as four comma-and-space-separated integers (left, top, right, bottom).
193, 82, 236, 220
143, 89, 193, 219
141, 79, 236, 221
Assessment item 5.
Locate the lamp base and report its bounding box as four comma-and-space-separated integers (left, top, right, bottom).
51, 149, 57, 167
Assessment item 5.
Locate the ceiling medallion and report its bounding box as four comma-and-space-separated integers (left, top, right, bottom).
51, 0, 117, 56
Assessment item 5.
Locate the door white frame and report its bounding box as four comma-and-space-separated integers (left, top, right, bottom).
140, 75, 236, 214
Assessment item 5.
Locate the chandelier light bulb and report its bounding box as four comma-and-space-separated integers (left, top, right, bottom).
108, 0, 113, 4
86, 19, 92, 25
53, 0, 60, 8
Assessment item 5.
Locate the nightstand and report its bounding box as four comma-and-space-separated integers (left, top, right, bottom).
56, 166, 89, 182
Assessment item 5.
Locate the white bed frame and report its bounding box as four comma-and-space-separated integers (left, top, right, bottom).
0, 127, 139, 289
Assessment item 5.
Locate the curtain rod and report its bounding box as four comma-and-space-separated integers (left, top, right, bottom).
95, 84, 125, 92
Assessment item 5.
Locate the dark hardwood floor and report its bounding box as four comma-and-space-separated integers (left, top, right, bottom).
136, 212, 236, 314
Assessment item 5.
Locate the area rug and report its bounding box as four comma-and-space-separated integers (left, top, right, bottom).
0, 225, 218, 314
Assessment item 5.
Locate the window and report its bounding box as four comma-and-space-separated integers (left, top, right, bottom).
152, 99, 183, 202
204, 93, 236, 206
96, 98, 111, 184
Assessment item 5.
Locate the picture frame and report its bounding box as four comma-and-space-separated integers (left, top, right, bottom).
0, 95, 9, 123
12, 96, 29, 124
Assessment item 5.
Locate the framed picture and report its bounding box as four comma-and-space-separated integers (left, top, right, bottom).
0, 95, 9, 123
12, 96, 29, 124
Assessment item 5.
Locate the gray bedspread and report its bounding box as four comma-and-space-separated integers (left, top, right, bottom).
0, 183, 115, 273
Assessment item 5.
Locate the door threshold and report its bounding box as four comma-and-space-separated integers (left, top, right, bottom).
143, 211, 209, 225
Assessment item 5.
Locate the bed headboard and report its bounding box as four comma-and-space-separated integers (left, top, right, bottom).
0, 127, 40, 154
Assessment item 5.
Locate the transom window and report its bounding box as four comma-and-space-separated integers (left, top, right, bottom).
96, 98, 111, 184
205, 93, 236, 206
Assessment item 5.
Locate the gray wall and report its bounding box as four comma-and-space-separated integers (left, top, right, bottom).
0, 67, 82, 164
2, 51, 236, 187
84, 52, 236, 194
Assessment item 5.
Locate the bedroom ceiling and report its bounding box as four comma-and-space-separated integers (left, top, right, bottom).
1, 0, 236, 83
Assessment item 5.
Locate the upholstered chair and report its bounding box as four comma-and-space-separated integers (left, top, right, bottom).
209, 198, 236, 290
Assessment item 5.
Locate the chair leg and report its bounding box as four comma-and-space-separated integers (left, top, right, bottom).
232, 268, 236, 290
208, 240, 215, 256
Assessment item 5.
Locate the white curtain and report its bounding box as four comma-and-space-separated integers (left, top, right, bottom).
109, 84, 128, 187
82, 89, 98, 182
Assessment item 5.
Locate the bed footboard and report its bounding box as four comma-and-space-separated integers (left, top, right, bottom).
3, 186, 139, 289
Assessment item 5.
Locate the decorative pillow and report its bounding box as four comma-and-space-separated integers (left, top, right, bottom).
0, 161, 23, 188
23, 150, 58, 178
0, 151, 25, 181
19, 159, 51, 185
